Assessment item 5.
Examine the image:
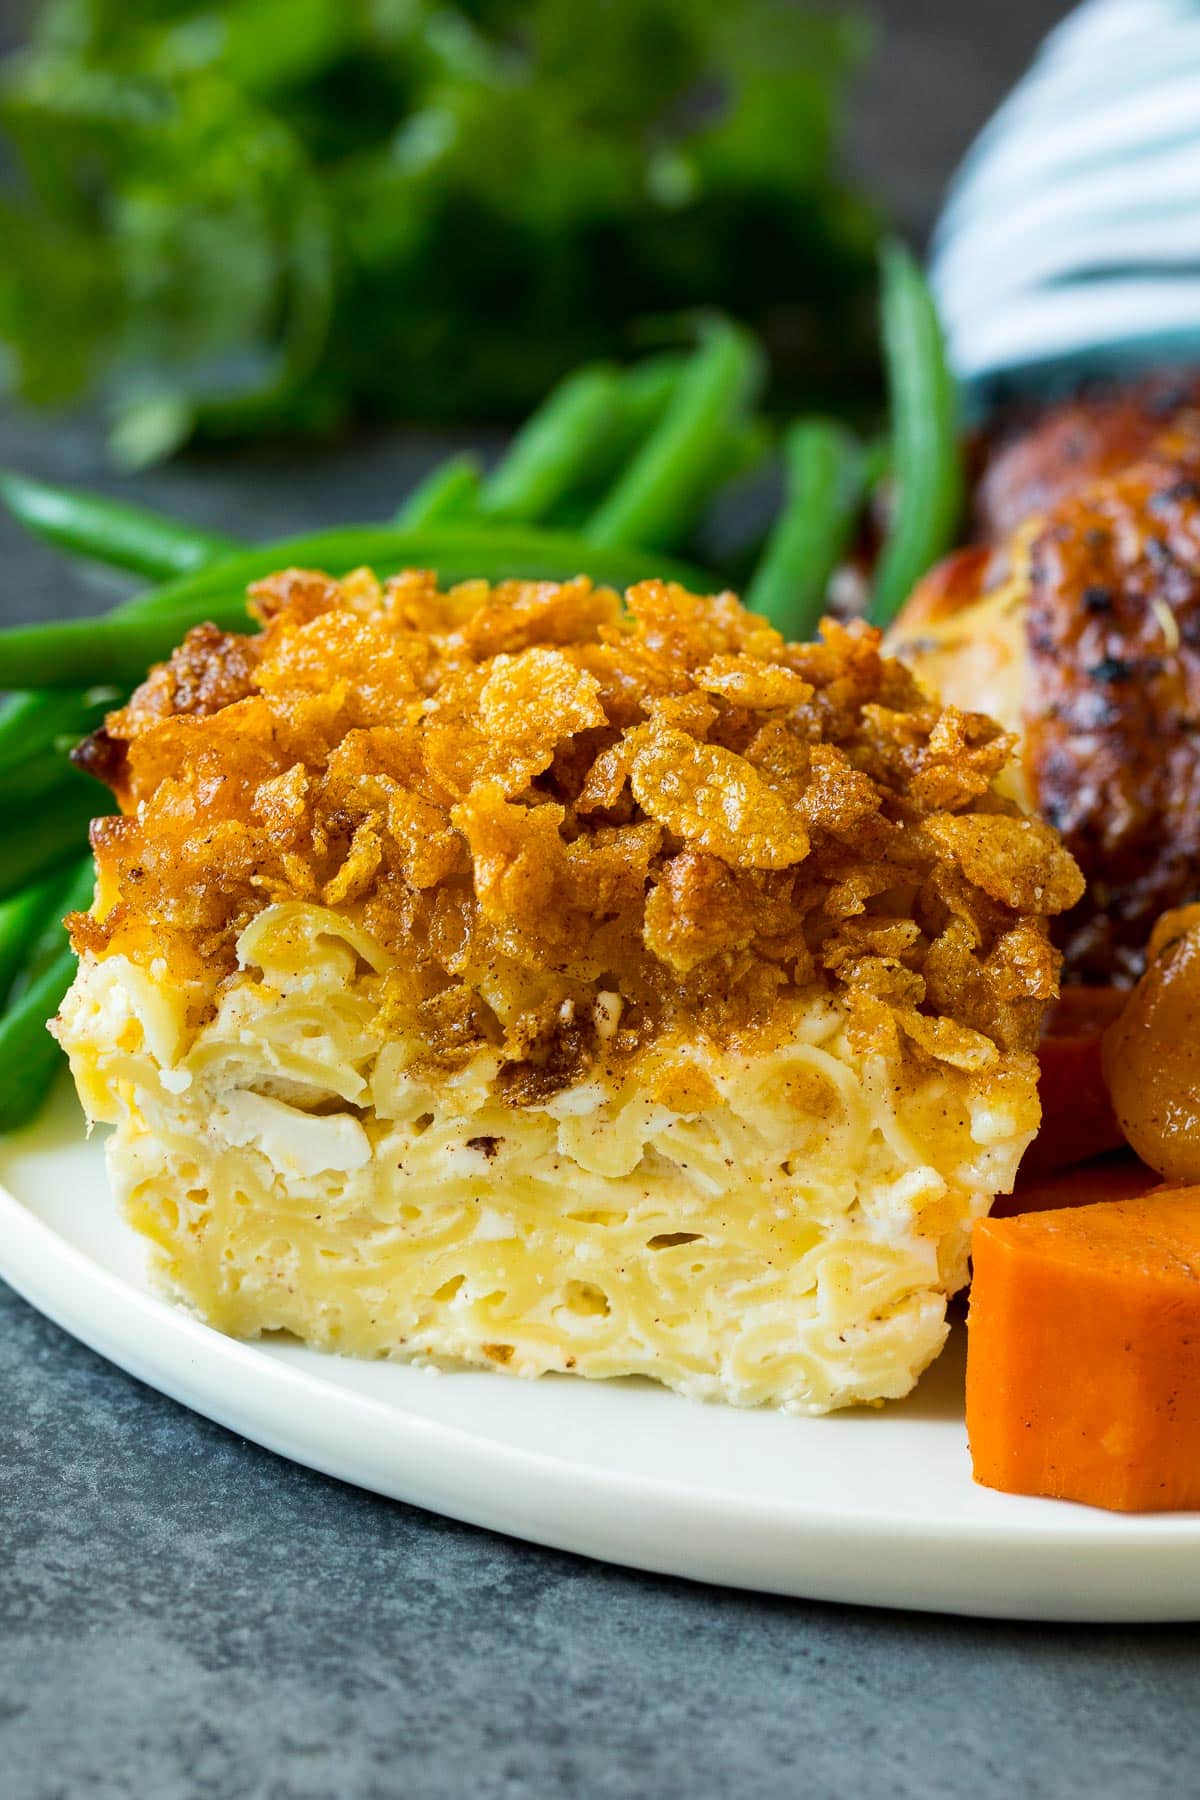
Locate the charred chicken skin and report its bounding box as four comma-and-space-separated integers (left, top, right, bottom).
970, 371, 1200, 543
892, 378, 1200, 985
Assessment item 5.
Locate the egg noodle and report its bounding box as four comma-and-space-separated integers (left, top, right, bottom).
60, 901, 1039, 1414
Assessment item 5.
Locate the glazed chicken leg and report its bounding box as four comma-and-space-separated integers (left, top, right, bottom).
892, 377, 1200, 984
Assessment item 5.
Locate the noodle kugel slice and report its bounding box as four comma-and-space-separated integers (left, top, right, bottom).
56, 567, 1081, 1412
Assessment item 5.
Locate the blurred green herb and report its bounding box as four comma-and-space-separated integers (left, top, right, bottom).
0, 0, 878, 460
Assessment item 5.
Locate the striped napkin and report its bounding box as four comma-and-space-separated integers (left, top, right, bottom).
931, 0, 1200, 403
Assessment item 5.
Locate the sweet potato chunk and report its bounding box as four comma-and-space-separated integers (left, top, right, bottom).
968, 1190, 1200, 1511
1023, 986, 1127, 1178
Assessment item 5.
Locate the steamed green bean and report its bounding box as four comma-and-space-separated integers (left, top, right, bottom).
0, 870, 72, 1006
478, 366, 624, 524
0, 945, 78, 1130
0, 686, 121, 770
393, 454, 483, 527
0, 523, 712, 690
586, 322, 764, 552
868, 244, 963, 627
18, 856, 96, 991
0, 468, 240, 580
0, 774, 111, 901
746, 420, 865, 638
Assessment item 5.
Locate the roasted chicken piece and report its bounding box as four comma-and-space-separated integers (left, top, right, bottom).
893, 381, 1200, 985
972, 371, 1200, 543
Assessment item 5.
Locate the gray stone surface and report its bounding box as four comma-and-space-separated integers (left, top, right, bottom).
6, 4, 1200, 1795
6, 1281, 1200, 1800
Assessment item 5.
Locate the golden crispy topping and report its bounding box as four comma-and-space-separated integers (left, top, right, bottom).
923, 812, 1086, 915
629, 726, 811, 870
75, 570, 1081, 1086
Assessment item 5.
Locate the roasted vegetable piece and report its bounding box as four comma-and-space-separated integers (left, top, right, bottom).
1024, 987, 1127, 1178
1104, 907, 1200, 1183
968, 1190, 1200, 1511
990, 1152, 1157, 1220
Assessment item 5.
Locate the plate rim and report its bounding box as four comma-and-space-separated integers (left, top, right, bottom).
4, 1132, 1200, 1624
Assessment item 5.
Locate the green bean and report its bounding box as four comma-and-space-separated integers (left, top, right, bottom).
0, 772, 110, 901
479, 366, 625, 524
745, 421, 866, 638
0, 855, 95, 1132
619, 353, 688, 425
0, 686, 122, 771
704, 417, 773, 492
0, 945, 79, 1132
0, 744, 107, 806
18, 856, 95, 991
0, 607, 248, 689
868, 243, 963, 628
129, 520, 711, 614
393, 454, 483, 527
0, 523, 713, 690
502, 356, 689, 533
404, 355, 692, 535
561, 355, 688, 516
0, 476, 245, 766
0, 856, 96, 1129
393, 359, 678, 539
586, 321, 764, 552
859, 435, 892, 495
51, 853, 97, 918
0, 568, 254, 764
0, 870, 72, 1006
0, 468, 241, 580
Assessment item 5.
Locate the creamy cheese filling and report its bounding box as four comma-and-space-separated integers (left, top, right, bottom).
57, 902, 1040, 1414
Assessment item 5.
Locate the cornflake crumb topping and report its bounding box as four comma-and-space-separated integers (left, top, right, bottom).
72, 569, 1083, 1093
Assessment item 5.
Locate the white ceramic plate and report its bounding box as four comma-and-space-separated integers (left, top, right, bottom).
3, 1078, 1199, 1622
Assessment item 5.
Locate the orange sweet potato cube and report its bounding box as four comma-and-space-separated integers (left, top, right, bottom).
967, 1190, 1200, 1512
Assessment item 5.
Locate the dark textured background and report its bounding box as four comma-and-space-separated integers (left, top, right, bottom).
10, 7, 1200, 1800
0, 0, 1072, 239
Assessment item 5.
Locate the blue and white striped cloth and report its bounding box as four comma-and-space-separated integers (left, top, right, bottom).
932, 0, 1200, 402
